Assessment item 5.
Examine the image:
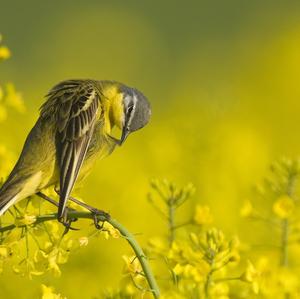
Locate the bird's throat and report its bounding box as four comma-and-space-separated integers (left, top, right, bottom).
101, 85, 124, 134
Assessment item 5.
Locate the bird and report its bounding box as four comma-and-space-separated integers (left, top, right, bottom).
0, 79, 151, 225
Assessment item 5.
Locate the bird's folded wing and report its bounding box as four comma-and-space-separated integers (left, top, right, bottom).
51, 82, 100, 218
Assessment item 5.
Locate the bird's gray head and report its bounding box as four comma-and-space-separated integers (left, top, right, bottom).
119, 86, 151, 144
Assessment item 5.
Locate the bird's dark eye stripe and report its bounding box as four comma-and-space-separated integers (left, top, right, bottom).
127, 105, 134, 114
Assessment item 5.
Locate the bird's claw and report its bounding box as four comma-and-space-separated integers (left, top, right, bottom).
58, 208, 79, 233
60, 218, 80, 233
91, 209, 110, 230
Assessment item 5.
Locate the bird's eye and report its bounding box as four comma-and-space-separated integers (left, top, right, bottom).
127, 105, 134, 114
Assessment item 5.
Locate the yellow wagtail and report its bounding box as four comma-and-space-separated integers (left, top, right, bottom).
0, 80, 151, 225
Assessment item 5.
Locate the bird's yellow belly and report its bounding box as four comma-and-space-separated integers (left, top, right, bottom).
39, 159, 59, 189
18, 171, 43, 200
74, 133, 118, 187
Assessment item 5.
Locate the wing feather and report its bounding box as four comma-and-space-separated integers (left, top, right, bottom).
47, 81, 100, 218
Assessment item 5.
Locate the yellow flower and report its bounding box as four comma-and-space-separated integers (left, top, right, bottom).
34, 249, 48, 263
241, 260, 256, 282
194, 205, 213, 225
47, 255, 61, 277
182, 263, 207, 282
179, 261, 209, 282
41, 284, 66, 299
101, 222, 121, 239
0, 46, 11, 60
240, 260, 260, 294
15, 214, 37, 226
205, 228, 226, 254
168, 241, 181, 260
13, 259, 44, 279
46, 246, 70, 277
122, 255, 142, 275
273, 195, 294, 219
78, 236, 89, 247
173, 263, 184, 275
240, 200, 254, 218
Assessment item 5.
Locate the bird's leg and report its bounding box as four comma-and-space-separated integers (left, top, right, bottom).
36, 192, 59, 207
54, 188, 110, 229
36, 192, 79, 231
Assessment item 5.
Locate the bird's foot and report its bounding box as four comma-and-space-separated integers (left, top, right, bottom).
91, 209, 110, 230
54, 188, 110, 230
58, 208, 79, 233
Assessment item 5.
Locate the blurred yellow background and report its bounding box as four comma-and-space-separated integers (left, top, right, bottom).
1, 0, 300, 298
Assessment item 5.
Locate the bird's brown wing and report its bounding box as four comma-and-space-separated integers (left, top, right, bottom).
51, 81, 100, 218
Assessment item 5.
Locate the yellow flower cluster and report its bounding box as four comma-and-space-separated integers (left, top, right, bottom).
0, 191, 121, 282
239, 158, 300, 298
113, 181, 256, 299
169, 240, 210, 282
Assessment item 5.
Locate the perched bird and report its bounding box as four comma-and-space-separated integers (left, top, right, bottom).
0, 80, 151, 224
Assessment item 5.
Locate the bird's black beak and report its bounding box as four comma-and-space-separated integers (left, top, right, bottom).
119, 127, 129, 145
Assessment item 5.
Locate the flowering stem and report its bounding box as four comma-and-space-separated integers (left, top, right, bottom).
168, 203, 175, 246
280, 172, 296, 268
109, 218, 160, 298
204, 269, 213, 298
281, 219, 289, 267
0, 211, 160, 298
280, 171, 297, 299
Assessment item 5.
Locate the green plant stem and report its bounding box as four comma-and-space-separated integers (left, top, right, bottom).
168, 203, 175, 246
109, 218, 160, 298
0, 211, 160, 298
281, 219, 289, 267
281, 218, 291, 299
280, 171, 296, 268
281, 172, 296, 299
204, 270, 213, 299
